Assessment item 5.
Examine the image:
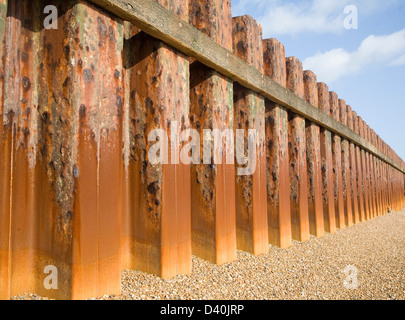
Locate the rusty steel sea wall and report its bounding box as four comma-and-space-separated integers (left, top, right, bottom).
1, 0, 405, 299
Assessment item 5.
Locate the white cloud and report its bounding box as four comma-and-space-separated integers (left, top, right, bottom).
391, 54, 405, 66
303, 29, 405, 83
260, 0, 348, 36
232, 0, 397, 36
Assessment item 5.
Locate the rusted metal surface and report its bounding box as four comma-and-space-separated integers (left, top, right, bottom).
364, 125, 372, 218
371, 137, 378, 216
189, 0, 232, 49
188, 0, 236, 265
318, 83, 335, 233
88, 0, 405, 176
393, 166, 399, 210
70, 1, 124, 298
382, 140, 386, 212
400, 171, 405, 210
370, 130, 379, 213
380, 158, 384, 214
263, 39, 291, 248
367, 126, 375, 216
286, 57, 310, 242
121, 0, 192, 278
373, 131, 383, 216
232, 15, 268, 255
399, 172, 403, 210
353, 112, 365, 222
399, 174, 405, 208
364, 121, 373, 220
366, 125, 377, 219
401, 175, 405, 208
387, 164, 392, 210
0, 0, 11, 300
359, 117, 370, 221
396, 172, 401, 210
382, 151, 388, 212
339, 99, 351, 228
1, 0, 404, 301
1, 0, 38, 299
330, 92, 345, 229
0, 0, 124, 299
371, 133, 380, 215
347, 105, 359, 225
382, 144, 387, 211
380, 148, 385, 213
303, 71, 324, 237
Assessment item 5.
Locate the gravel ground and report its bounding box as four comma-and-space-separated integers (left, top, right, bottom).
13, 209, 405, 300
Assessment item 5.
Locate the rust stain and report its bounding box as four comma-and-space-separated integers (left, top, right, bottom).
372, 131, 383, 216
339, 99, 351, 229
347, 105, 359, 225
370, 130, 378, 216
1, 0, 124, 299
189, 65, 236, 264
353, 112, 365, 222
122, 0, 192, 278
318, 82, 336, 233
0, 0, 39, 298
71, 1, 124, 298
329, 92, 345, 229
365, 125, 377, 218
233, 15, 268, 255
0, 0, 404, 301
263, 38, 291, 249
189, 0, 232, 51
188, 0, 236, 264
358, 117, 370, 221
286, 57, 309, 242
303, 70, 324, 237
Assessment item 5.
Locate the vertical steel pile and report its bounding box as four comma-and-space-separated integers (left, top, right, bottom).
347, 105, 360, 225
330, 92, 345, 229
263, 39, 291, 248
318, 83, 336, 233
303, 71, 324, 237
232, 15, 268, 255
0, 0, 124, 299
359, 118, 371, 221
286, 57, 310, 243
121, 0, 192, 279
1, 0, 405, 300
353, 112, 366, 222
188, 0, 236, 265
340, 99, 352, 228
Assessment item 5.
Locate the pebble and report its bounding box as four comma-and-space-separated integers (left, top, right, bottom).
13, 210, 405, 300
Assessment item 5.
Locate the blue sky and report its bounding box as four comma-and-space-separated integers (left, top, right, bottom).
232, 0, 405, 162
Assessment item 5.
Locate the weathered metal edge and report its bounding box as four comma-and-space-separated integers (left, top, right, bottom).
88, 0, 405, 174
